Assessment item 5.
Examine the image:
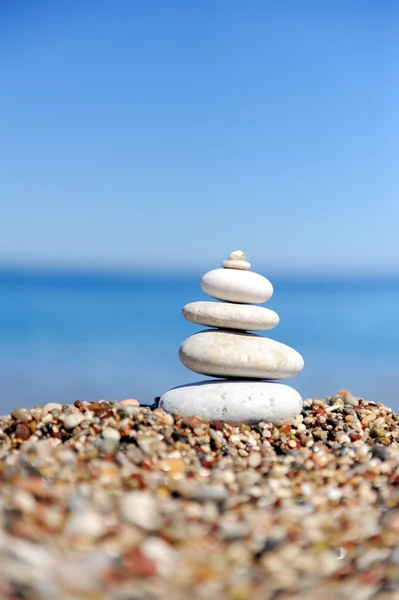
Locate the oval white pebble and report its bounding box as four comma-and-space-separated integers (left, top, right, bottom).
201, 268, 273, 304
118, 398, 139, 406
179, 330, 304, 379
119, 491, 160, 531
160, 380, 303, 424
182, 301, 279, 331
63, 413, 85, 430
102, 427, 121, 441
43, 402, 63, 414
65, 510, 106, 538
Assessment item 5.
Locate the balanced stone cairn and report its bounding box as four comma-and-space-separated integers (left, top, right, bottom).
160, 251, 304, 424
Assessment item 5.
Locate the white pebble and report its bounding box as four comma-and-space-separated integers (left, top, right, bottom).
141, 537, 176, 576
65, 510, 106, 538
35, 439, 56, 456
179, 330, 304, 379
182, 301, 279, 331
248, 452, 262, 468
43, 402, 63, 413
161, 380, 303, 425
13, 490, 37, 513
119, 491, 160, 531
8, 539, 53, 570
63, 413, 85, 430
102, 427, 121, 441
219, 520, 249, 539
189, 485, 228, 502
327, 489, 342, 501
217, 470, 236, 485
201, 268, 273, 304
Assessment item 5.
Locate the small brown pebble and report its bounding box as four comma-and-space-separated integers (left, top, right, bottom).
182, 416, 204, 429
280, 424, 292, 434
15, 423, 31, 440
212, 421, 224, 431
122, 547, 158, 577
28, 421, 37, 433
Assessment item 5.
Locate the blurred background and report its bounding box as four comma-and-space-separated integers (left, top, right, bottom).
1, 1, 398, 413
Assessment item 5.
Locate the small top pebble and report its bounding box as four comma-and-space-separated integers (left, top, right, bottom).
221, 250, 251, 270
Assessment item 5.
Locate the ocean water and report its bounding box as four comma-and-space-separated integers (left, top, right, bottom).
0, 269, 398, 414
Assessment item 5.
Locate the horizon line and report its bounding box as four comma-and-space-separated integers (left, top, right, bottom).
0, 262, 398, 281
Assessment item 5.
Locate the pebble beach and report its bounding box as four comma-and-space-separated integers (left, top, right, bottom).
1, 391, 399, 600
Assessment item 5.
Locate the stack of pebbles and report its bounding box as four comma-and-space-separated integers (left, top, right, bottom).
160, 251, 304, 424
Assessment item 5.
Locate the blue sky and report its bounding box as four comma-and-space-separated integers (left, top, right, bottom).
1, 1, 398, 273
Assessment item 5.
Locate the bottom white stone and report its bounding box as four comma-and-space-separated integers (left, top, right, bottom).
159, 380, 302, 424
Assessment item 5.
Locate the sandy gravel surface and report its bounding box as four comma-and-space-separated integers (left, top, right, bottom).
0, 391, 398, 600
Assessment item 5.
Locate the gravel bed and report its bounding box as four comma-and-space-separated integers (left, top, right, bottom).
0, 391, 399, 599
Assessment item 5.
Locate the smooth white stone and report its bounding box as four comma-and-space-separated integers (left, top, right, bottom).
119, 491, 160, 531
201, 268, 273, 304
102, 426, 121, 441
65, 510, 106, 538
43, 402, 63, 414
222, 249, 251, 269
221, 259, 251, 270
179, 330, 304, 379
63, 413, 85, 430
182, 301, 279, 331
159, 380, 303, 424
222, 259, 251, 271
141, 537, 176, 577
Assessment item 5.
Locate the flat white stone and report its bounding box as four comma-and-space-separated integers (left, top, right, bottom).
159, 380, 303, 424
182, 301, 279, 331
221, 259, 251, 270
179, 330, 304, 379
201, 268, 273, 304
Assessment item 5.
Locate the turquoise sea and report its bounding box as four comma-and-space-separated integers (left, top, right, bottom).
0, 269, 398, 414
